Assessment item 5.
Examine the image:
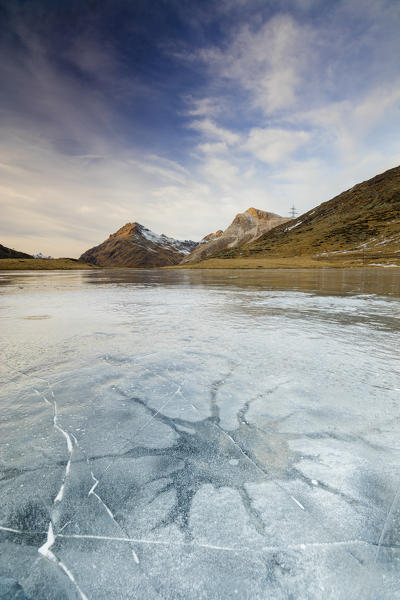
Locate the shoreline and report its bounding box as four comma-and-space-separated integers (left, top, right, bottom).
1, 261, 399, 271
0, 258, 96, 270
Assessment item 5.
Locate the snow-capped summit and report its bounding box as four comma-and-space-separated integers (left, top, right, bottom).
80, 222, 198, 268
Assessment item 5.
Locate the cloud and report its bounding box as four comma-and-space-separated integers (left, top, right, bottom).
245, 127, 310, 163
184, 96, 224, 118
188, 118, 240, 145
201, 157, 241, 191
292, 82, 400, 163
128, 156, 188, 184
196, 14, 313, 114
196, 142, 228, 154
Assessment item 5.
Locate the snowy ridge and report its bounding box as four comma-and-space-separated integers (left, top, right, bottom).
139, 225, 197, 254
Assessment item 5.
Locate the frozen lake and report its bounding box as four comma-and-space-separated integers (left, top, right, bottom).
1, 268, 399, 599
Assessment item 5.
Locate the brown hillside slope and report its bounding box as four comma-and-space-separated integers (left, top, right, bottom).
80, 222, 197, 268
211, 165, 400, 267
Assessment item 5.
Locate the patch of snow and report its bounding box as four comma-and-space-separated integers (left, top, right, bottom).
373, 235, 400, 247
140, 226, 197, 254
369, 263, 399, 268
285, 221, 303, 232
317, 249, 356, 256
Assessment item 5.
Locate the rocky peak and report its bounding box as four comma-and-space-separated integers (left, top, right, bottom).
81, 222, 198, 268
200, 230, 224, 244
110, 222, 143, 238
232, 208, 281, 226
181, 207, 288, 264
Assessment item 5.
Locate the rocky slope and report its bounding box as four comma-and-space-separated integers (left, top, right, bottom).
80, 222, 198, 268
212, 165, 400, 266
181, 208, 288, 264
0, 243, 32, 259
200, 230, 223, 244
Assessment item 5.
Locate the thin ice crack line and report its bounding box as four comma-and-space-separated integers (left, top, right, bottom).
87, 465, 140, 564
69, 429, 142, 567
33, 388, 73, 504
2, 363, 86, 600
82, 383, 185, 567
34, 390, 83, 598
39, 523, 88, 600
58, 534, 389, 553
1, 526, 397, 553
192, 400, 305, 511
375, 483, 400, 562
4, 362, 74, 505
98, 383, 184, 483
132, 385, 182, 440
192, 402, 366, 569
209, 419, 367, 567
70, 434, 141, 567
212, 419, 306, 511
89, 471, 115, 520
2, 363, 65, 391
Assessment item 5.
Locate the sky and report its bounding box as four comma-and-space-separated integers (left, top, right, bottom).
1, 0, 400, 257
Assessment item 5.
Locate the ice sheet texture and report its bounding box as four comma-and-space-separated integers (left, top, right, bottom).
0, 268, 399, 599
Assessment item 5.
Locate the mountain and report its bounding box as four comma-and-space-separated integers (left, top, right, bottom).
0, 243, 32, 259
181, 207, 288, 264
199, 230, 223, 244
80, 222, 198, 268
212, 165, 400, 265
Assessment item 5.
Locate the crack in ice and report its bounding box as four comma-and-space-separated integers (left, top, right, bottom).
1, 524, 398, 554
375, 483, 400, 562
39, 523, 88, 600
3, 364, 87, 600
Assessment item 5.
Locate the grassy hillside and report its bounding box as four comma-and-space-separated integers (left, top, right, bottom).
205, 165, 400, 268
0, 258, 96, 270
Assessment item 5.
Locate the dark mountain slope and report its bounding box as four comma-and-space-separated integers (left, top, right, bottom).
0, 244, 32, 259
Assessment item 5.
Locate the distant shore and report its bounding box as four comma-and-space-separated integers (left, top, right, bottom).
171, 254, 400, 269
1, 256, 399, 270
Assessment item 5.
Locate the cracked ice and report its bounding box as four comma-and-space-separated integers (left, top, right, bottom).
0, 268, 399, 599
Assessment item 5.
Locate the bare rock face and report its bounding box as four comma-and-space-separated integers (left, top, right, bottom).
80, 223, 198, 268
181, 208, 288, 264
200, 230, 223, 244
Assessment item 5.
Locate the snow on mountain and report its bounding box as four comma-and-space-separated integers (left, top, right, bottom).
80, 222, 198, 268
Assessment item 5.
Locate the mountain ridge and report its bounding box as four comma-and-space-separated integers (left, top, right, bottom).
207, 165, 400, 267
0, 243, 32, 259
80, 222, 198, 268
181, 207, 288, 264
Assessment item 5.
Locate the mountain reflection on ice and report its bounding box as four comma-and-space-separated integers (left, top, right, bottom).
0, 268, 399, 599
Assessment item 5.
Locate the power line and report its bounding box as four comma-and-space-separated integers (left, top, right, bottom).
289, 205, 298, 219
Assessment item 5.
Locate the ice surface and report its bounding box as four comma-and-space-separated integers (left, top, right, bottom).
0, 268, 399, 599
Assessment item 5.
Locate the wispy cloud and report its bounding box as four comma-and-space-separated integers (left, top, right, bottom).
196, 14, 313, 114
245, 128, 310, 164
188, 119, 240, 145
